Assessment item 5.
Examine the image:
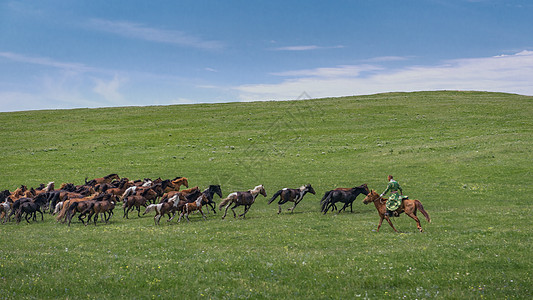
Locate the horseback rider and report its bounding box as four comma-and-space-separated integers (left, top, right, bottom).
380, 175, 403, 217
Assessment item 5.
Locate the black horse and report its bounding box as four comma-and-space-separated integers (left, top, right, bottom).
202, 185, 223, 214
5, 195, 48, 223
321, 184, 369, 214
268, 184, 316, 214
16, 201, 44, 223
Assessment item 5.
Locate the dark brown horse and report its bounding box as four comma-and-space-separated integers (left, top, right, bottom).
219, 185, 267, 219
268, 184, 315, 214
84, 194, 118, 225
363, 190, 431, 232
123, 193, 149, 218
321, 184, 369, 214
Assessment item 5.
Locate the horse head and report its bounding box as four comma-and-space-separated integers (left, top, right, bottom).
362, 190, 380, 205
257, 185, 267, 197
305, 184, 316, 195
210, 185, 223, 198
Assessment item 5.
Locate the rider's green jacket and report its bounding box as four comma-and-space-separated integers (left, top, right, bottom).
382, 180, 403, 211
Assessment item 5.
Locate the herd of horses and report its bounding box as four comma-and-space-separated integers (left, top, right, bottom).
0, 173, 431, 232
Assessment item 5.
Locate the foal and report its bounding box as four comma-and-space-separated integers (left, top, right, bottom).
178, 195, 208, 223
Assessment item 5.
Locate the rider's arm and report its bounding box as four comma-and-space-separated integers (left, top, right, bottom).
380, 183, 391, 197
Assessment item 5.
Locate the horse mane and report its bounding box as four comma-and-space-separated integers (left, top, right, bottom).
105, 173, 119, 179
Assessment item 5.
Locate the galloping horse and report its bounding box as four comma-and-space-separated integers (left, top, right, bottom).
144, 195, 181, 225
163, 177, 189, 193
363, 190, 431, 232
219, 185, 267, 219
321, 184, 369, 214
268, 184, 315, 214
178, 195, 208, 223
85, 174, 120, 186
202, 185, 223, 214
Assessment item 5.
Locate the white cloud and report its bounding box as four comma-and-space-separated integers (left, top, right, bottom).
272, 65, 382, 78
0, 52, 91, 72
93, 75, 128, 103
89, 19, 224, 50
272, 45, 344, 51
235, 51, 533, 100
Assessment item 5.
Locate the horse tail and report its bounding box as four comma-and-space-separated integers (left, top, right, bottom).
218, 197, 233, 210
320, 191, 331, 206
56, 199, 71, 222
268, 190, 283, 205
321, 193, 332, 212
415, 200, 431, 223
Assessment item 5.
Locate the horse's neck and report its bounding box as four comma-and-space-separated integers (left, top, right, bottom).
250, 186, 262, 197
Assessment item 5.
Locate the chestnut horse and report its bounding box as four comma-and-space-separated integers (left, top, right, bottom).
268, 184, 316, 214
85, 174, 120, 186
163, 177, 189, 193
178, 195, 208, 223
219, 185, 267, 219
363, 190, 431, 232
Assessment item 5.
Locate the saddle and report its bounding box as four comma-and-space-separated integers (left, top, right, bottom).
391, 196, 409, 217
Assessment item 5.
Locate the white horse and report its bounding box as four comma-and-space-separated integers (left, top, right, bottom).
1, 201, 12, 223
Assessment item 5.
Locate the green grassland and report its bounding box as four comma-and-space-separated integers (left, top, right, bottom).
0, 91, 532, 299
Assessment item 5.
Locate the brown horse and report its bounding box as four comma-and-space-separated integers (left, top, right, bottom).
123, 194, 149, 218
160, 186, 199, 203
84, 195, 118, 225
363, 190, 431, 232
85, 174, 120, 186
178, 195, 208, 223
144, 195, 183, 225
219, 185, 267, 219
163, 177, 189, 193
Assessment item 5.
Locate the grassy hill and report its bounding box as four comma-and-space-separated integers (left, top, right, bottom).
1, 91, 532, 298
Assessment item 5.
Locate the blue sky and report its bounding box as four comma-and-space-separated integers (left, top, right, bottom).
1, 0, 533, 112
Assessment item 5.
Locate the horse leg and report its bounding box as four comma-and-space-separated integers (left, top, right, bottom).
384, 215, 399, 232
136, 206, 142, 218
222, 203, 231, 220
231, 203, 239, 218
377, 215, 385, 232
38, 208, 44, 221
290, 197, 305, 213
199, 208, 207, 220
338, 203, 348, 214
277, 198, 288, 214
405, 211, 423, 232
240, 205, 250, 218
